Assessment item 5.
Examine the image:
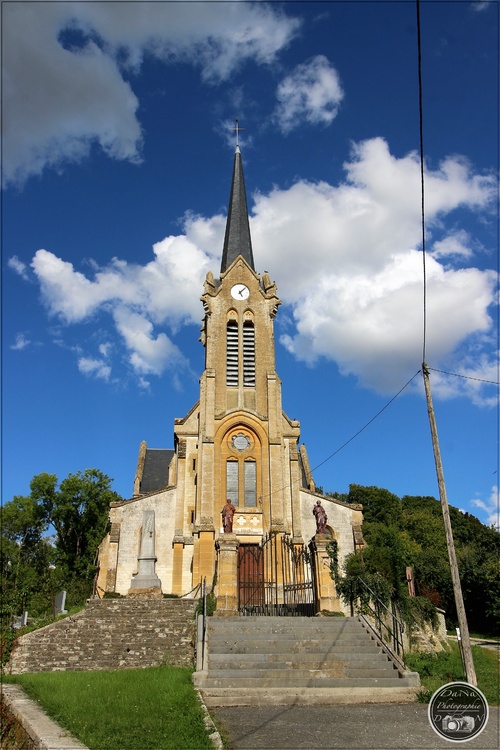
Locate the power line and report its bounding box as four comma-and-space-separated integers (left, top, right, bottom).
427, 367, 500, 386
257, 370, 422, 507
311, 369, 422, 474
416, 0, 427, 365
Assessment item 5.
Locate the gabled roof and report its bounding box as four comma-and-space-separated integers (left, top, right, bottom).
140, 448, 174, 494
220, 146, 255, 273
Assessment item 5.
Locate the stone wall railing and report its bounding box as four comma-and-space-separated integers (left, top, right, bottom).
6, 598, 197, 674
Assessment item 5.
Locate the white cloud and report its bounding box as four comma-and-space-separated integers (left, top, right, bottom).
472, 486, 499, 529
112, 305, 188, 376
26, 138, 497, 399
10, 333, 31, 351
471, 2, 492, 12
431, 230, 474, 260
248, 138, 497, 396
8, 256, 30, 280
78, 356, 111, 381
29, 220, 218, 378
98, 342, 112, 358
31, 228, 217, 327
274, 55, 344, 134
3, 1, 299, 185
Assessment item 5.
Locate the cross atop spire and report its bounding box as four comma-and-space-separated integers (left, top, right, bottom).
220, 140, 254, 274
232, 118, 245, 149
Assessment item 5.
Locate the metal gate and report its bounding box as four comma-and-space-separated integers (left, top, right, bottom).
238, 533, 318, 616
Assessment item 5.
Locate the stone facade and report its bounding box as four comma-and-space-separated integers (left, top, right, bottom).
96, 147, 364, 614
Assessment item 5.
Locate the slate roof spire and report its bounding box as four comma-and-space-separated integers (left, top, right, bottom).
220, 145, 255, 273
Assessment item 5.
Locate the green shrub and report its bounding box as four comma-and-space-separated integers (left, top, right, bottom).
405, 644, 499, 705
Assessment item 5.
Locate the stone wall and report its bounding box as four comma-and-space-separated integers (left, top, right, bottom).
6, 598, 197, 674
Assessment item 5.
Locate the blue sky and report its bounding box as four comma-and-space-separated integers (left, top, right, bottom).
3, 1, 499, 528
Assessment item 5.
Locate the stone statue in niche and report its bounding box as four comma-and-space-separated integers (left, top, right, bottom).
313, 500, 328, 535
222, 499, 235, 533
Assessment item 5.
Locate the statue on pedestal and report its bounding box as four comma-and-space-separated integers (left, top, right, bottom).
313, 500, 327, 535
222, 498, 235, 533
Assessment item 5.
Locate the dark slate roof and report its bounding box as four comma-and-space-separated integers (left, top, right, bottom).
140, 449, 174, 494
220, 146, 255, 273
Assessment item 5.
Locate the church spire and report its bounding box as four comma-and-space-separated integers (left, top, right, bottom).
220, 144, 255, 274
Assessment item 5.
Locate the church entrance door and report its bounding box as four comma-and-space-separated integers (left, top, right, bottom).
238, 533, 318, 616
238, 544, 264, 610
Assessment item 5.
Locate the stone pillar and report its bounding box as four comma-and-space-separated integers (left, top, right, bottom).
104, 522, 120, 593
129, 510, 162, 594
172, 534, 184, 595
133, 441, 147, 496
312, 534, 342, 613
214, 534, 239, 616
269, 526, 285, 606
197, 520, 216, 587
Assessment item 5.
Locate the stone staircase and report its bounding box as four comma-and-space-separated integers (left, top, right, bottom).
6, 598, 197, 674
195, 616, 420, 706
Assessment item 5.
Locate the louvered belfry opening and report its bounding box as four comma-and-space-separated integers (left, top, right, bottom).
242, 321, 255, 386
226, 320, 239, 386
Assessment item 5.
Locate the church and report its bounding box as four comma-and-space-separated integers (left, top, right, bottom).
96, 144, 365, 615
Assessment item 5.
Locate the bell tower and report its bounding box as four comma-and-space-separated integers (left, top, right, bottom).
200, 146, 282, 418
173, 144, 308, 591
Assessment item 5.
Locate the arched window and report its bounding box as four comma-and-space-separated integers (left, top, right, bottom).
226, 459, 239, 505
243, 459, 256, 506
223, 429, 260, 508
225, 458, 256, 507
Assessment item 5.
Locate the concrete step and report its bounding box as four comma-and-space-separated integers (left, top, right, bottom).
208, 616, 361, 624
206, 661, 396, 674
205, 666, 398, 680
199, 686, 421, 706
196, 613, 420, 705
208, 634, 376, 646
207, 652, 393, 667
208, 639, 380, 654
201, 675, 419, 689
207, 618, 362, 634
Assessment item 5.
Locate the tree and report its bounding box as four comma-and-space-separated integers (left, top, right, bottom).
327, 485, 499, 636
402, 495, 500, 633
1, 469, 121, 618
31, 469, 120, 578
348, 484, 402, 526
1, 494, 55, 619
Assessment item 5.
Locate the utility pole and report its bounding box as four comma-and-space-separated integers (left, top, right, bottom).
422, 363, 477, 686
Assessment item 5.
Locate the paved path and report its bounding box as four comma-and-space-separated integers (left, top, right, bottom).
448, 636, 500, 652
212, 704, 500, 750
4, 682, 498, 750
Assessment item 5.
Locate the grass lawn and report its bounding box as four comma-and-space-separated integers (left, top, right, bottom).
4, 666, 217, 750
405, 643, 499, 705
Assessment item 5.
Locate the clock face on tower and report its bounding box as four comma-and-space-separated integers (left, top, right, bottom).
230, 283, 249, 300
